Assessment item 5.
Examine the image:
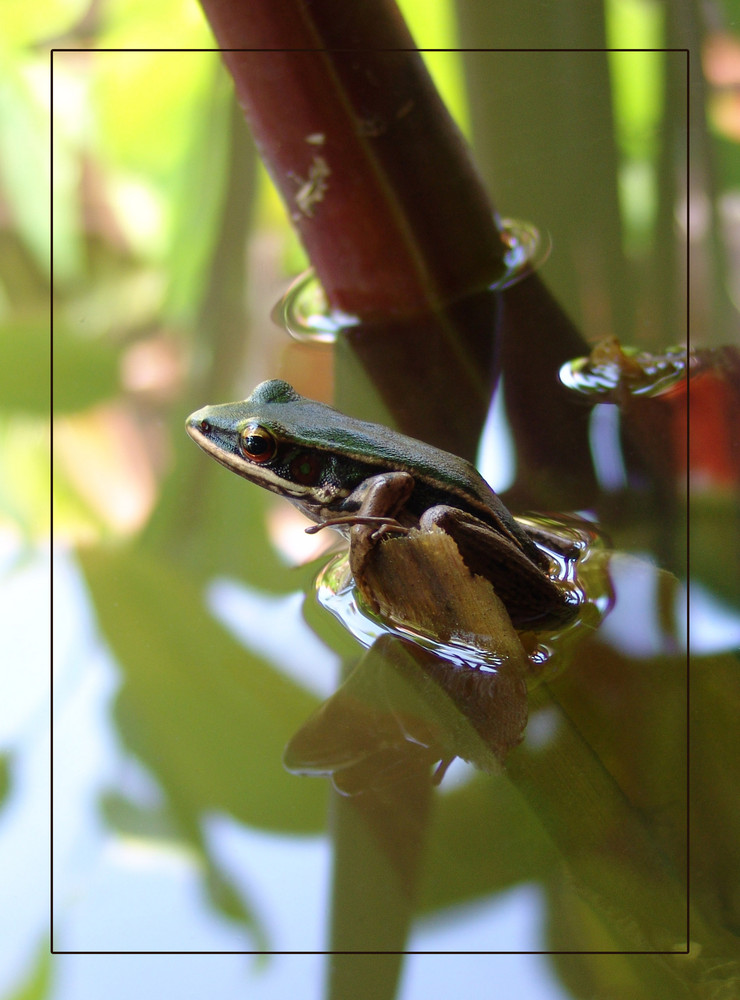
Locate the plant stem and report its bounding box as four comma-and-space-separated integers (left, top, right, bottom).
198, 0, 508, 321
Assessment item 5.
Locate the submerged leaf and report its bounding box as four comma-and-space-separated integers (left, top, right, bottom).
80, 546, 327, 833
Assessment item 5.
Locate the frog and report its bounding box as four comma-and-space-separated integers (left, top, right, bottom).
186, 379, 580, 629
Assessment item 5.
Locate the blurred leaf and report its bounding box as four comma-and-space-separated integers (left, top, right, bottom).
0, 320, 49, 415
0, 418, 49, 539
507, 669, 688, 951
0, 50, 49, 277
100, 790, 271, 949
95, 49, 214, 183
689, 651, 740, 940
164, 68, 236, 321
328, 750, 431, 996
3, 0, 84, 47
457, 43, 630, 347
102, 0, 212, 51
3, 937, 51, 1000
100, 790, 181, 842
0, 753, 11, 811
79, 545, 327, 833
51, 321, 120, 415
550, 936, 694, 1000
417, 635, 690, 956
690, 495, 740, 611
50, 62, 84, 288
606, 15, 665, 158
397, 0, 470, 135
420, 771, 557, 912
204, 861, 269, 952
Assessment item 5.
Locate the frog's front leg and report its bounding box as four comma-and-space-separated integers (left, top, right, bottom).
305, 472, 415, 609
345, 473, 415, 603
420, 505, 580, 630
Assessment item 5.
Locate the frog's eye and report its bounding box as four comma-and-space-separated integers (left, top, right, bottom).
239, 423, 277, 463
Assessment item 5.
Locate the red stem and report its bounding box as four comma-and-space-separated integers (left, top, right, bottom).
199, 0, 508, 321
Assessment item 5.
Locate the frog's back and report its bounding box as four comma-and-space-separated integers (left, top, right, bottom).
249, 380, 541, 561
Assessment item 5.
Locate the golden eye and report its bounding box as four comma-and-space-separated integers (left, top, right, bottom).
239, 423, 277, 464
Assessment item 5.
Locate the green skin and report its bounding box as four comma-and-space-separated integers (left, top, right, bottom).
186, 379, 579, 629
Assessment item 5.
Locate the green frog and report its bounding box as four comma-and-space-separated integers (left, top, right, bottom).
186, 379, 579, 629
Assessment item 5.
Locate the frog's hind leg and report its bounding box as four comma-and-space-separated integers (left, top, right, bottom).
420, 505, 580, 630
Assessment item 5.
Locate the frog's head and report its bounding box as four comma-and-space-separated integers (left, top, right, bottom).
185, 380, 357, 516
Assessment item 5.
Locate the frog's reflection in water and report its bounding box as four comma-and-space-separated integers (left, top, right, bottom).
283, 540, 696, 961
284, 633, 529, 795
284, 634, 529, 957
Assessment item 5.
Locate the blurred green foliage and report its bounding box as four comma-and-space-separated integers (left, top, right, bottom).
3, 940, 52, 1000
0, 753, 10, 811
